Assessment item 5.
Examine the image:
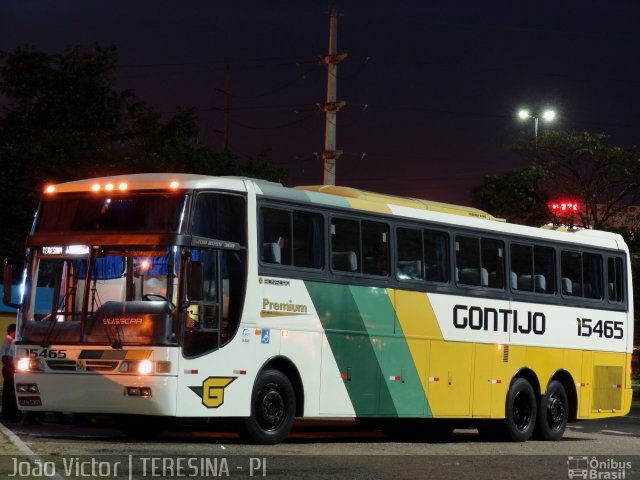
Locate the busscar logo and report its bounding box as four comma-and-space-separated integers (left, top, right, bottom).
189, 377, 236, 408
102, 316, 144, 325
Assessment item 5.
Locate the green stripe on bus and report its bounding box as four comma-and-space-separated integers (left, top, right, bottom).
348, 286, 432, 417
305, 282, 433, 417
305, 281, 396, 416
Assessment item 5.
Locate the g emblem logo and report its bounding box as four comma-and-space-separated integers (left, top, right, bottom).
201, 377, 236, 408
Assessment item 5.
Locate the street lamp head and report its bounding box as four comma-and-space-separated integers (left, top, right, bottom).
518, 109, 531, 120
542, 109, 556, 122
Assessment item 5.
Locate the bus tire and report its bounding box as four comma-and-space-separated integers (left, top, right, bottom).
241, 369, 296, 445
503, 378, 537, 442
534, 380, 568, 441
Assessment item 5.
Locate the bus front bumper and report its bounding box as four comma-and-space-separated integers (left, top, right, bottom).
14, 372, 178, 416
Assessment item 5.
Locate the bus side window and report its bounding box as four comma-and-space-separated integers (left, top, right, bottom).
583, 252, 603, 299
607, 257, 624, 303
362, 220, 389, 277
534, 246, 556, 294
293, 211, 324, 269
261, 207, 292, 266
397, 227, 423, 281
456, 236, 481, 286
424, 230, 448, 283
561, 251, 582, 297
481, 238, 504, 289
331, 218, 360, 273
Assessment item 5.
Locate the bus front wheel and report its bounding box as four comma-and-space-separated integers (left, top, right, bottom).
241, 369, 296, 445
503, 378, 537, 442
534, 380, 569, 441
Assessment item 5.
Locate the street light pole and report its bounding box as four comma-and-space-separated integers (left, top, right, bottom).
518, 108, 556, 139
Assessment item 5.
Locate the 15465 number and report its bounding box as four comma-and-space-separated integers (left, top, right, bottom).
576, 318, 623, 339
27, 348, 67, 359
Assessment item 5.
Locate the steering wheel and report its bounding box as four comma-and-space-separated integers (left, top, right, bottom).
142, 294, 175, 309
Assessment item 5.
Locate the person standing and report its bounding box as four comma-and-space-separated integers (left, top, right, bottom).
1, 323, 21, 422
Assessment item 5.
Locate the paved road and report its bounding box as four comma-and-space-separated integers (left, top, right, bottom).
2, 403, 639, 479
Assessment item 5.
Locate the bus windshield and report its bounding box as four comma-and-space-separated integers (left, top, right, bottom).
35, 193, 189, 233
20, 246, 179, 347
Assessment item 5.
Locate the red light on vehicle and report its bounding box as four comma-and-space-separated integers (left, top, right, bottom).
44, 185, 56, 194
169, 181, 180, 189
548, 200, 579, 213
91, 183, 101, 192
139, 259, 151, 272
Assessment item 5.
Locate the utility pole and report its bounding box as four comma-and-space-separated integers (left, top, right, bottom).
321, 7, 347, 185
223, 63, 231, 151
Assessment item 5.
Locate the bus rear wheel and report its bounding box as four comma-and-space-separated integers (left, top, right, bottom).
241, 369, 296, 444
502, 378, 537, 442
534, 380, 569, 441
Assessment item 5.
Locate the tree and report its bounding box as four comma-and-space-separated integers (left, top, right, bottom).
474, 131, 640, 229
0, 44, 287, 258
472, 164, 551, 226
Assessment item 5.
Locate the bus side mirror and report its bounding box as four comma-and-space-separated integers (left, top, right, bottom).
3, 258, 24, 308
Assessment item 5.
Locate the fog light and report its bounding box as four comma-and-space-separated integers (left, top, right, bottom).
17, 383, 40, 393
126, 387, 140, 396
125, 386, 152, 397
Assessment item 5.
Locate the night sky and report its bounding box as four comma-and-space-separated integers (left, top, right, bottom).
2, 1, 639, 205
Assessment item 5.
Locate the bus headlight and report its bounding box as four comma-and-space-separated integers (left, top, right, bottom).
137, 360, 153, 375
17, 357, 31, 372
16, 357, 44, 372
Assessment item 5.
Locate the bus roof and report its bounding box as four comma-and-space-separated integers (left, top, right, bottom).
295, 185, 504, 221
41, 173, 626, 251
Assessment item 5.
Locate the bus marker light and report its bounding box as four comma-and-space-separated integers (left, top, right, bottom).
184, 370, 199, 374
497, 344, 503, 351
118, 182, 128, 191
44, 185, 56, 193
428, 377, 440, 382
489, 379, 502, 384
91, 183, 101, 192
233, 370, 247, 375
389, 376, 402, 381
281, 330, 289, 337
104, 183, 114, 191
340, 373, 348, 379
140, 387, 152, 397
169, 181, 180, 189
156, 361, 171, 373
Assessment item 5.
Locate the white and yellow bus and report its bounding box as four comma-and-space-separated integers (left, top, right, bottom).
3, 174, 634, 443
